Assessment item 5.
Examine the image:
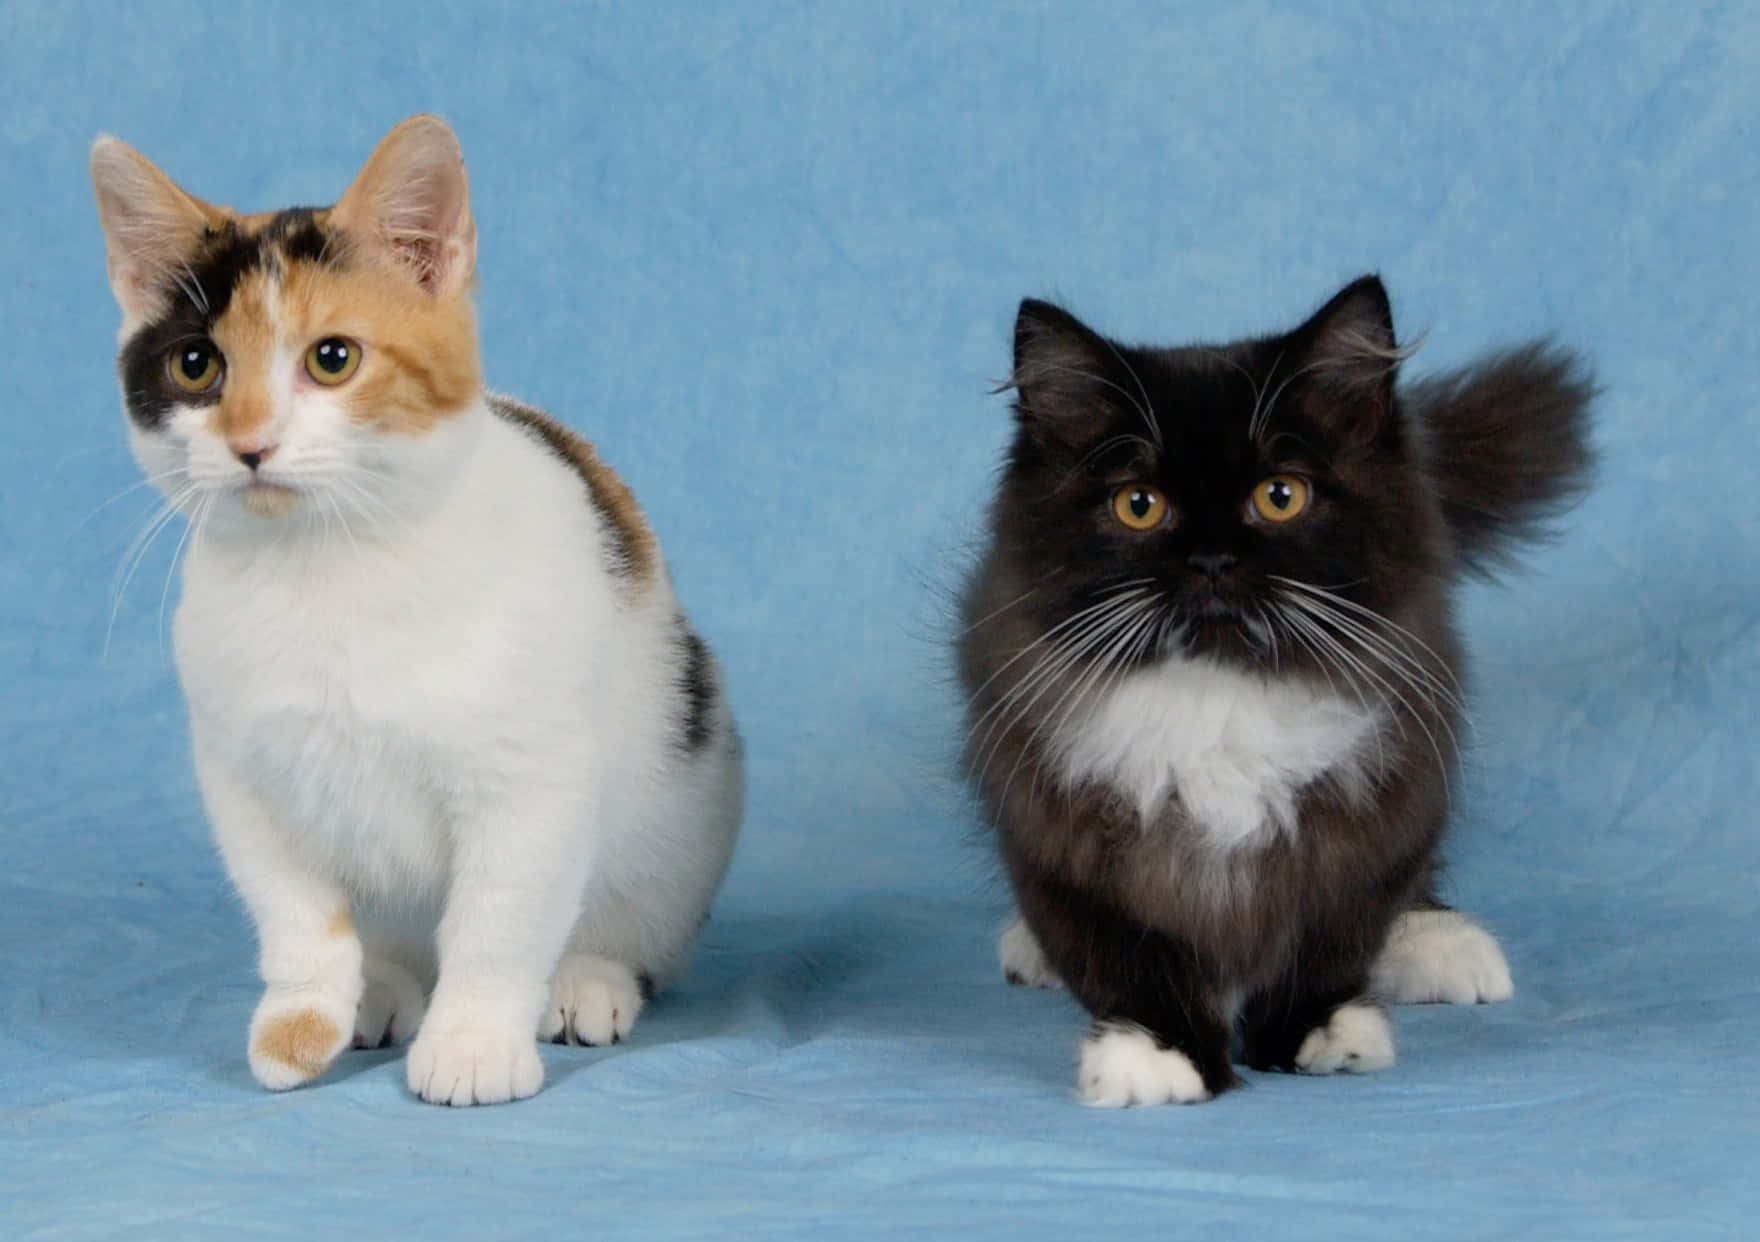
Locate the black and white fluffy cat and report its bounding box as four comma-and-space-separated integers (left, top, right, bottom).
959, 277, 1592, 1105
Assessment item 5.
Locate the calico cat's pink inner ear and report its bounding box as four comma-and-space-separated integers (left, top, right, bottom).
332, 115, 477, 297
89, 137, 216, 322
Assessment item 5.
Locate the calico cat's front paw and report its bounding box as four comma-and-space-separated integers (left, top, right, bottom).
1371, 908, 1514, 1005
406, 1024, 544, 1106
540, 953, 644, 1046
248, 986, 356, 1091
354, 957, 427, 1049
1078, 1023, 1212, 1107
1294, 1003, 1395, 1075
998, 916, 1062, 989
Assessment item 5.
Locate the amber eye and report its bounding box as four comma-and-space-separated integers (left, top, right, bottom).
305, 337, 362, 385
1251, 475, 1310, 523
1112, 484, 1170, 531
167, 340, 223, 394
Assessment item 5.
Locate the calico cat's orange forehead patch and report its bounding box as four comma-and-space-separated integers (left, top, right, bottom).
191, 221, 481, 438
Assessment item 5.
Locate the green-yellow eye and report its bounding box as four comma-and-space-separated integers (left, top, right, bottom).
1251, 475, 1310, 523
305, 336, 362, 385
1112, 484, 1169, 531
167, 341, 222, 393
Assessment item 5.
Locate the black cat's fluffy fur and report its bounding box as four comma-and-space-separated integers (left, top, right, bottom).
958, 276, 1592, 1099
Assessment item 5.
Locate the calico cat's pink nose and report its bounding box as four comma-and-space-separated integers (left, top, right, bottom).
232, 443, 278, 472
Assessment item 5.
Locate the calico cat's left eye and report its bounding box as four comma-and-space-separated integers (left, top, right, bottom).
1112, 485, 1170, 531
1250, 475, 1310, 523
305, 337, 362, 386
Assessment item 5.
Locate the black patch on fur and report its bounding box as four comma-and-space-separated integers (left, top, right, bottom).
636, 972, 656, 1002
961, 278, 1594, 1095
677, 625, 715, 752
114, 209, 341, 431
487, 395, 646, 584
265, 207, 336, 267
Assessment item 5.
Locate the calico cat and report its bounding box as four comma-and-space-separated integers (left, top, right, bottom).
959, 278, 1592, 1105
91, 116, 743, 1106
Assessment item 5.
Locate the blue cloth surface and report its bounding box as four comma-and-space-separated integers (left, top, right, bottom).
2, 3, 1756, 1237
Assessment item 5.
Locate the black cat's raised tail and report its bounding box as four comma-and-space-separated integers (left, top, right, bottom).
1408, 342, 1596, 576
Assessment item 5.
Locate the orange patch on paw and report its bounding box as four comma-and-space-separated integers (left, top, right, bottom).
254, 1010, 343, 1079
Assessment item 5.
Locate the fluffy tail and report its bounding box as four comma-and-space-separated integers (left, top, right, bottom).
1406, 342, 1596, 576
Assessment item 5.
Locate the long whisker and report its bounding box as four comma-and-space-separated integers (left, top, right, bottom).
994, 600, 1163, 810
962, 580, 1156, 708
1271, 576, 1465, 701
967, 592, 1160, 785
1277, 594, 1455, 802
1093, 337, 1162, 450
1276, 589, 1467, 721
70, 467, 192, 536
106, 483, 199, 660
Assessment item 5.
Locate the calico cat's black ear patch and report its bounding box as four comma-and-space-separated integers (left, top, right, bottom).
1293, 275, 1403, 445
1009, 299, 1121, 444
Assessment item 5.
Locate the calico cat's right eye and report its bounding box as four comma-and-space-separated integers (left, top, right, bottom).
1112, 484, 1170, 531
167, 340, 223, 394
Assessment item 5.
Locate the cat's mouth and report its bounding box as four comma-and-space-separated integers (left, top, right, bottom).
238, 479, 301, 518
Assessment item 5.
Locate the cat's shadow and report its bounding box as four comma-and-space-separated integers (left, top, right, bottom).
26, 886, 1059, 1101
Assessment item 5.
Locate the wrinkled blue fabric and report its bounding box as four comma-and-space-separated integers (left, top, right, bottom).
2, 3, 1755, 1238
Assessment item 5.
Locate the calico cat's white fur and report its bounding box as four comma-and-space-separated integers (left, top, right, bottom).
93, 116, 742, 1105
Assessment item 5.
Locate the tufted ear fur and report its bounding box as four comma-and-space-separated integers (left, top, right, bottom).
1292, 275, 1408, 445
1009, 298, 1126, 447
90, 137, 220, 326
332, 114, 476, 296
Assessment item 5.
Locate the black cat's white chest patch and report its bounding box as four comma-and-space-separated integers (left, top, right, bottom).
1047, 658, 1382, 850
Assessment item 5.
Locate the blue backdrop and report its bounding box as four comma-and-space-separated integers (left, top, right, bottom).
3, 3, 1756, 1238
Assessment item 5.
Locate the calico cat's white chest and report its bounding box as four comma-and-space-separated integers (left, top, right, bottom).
1047, 658, 1381, 850
173, 543, 534, 896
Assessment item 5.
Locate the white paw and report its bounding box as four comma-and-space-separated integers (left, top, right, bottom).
998, 916, 1063, 989
1078, 1024, 1211, 1107
1372, 908, 1514, 1005
406, 1024, 544, 1106
539, 954, 644, 1047
248, 985, 356, 1091
1295, 1003, 1395, 1075
354, 957, 427, 1048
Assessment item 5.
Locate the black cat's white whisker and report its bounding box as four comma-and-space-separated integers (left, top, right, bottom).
968, 593, 1160, 785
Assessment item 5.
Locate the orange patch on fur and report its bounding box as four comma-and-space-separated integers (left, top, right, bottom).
325, 908, 354, 938
208, 268, 279, 443
278, 255, 481, 432
491, 395, 659, 590
253, 1009, 343, 1080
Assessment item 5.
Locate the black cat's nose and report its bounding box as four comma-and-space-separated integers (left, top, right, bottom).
1188, 552, 1238, 579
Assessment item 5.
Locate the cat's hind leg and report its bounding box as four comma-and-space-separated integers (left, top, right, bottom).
1370, 905, 1514, 1005
540, 953, 649, 1047
354, 955, 427, 1049
998, 913, 1063, 989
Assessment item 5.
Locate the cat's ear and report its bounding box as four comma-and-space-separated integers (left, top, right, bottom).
90, 137, 217, 324
1292, 275, 1405, 443
332, 115, 476, 296
1010, 299, 1117, 443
